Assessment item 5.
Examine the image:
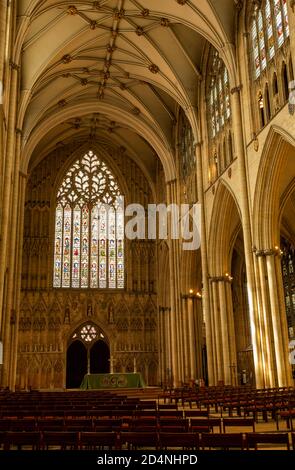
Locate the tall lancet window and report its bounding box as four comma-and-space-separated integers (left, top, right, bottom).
53, 150, 124, 289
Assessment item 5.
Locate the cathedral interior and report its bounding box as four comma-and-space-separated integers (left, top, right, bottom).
0, 0, 295, 397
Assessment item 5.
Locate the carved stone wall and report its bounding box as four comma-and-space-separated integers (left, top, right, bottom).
17, 143, 159, 389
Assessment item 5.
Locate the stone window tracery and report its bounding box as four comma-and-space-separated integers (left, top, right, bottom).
53, 150, 124, 289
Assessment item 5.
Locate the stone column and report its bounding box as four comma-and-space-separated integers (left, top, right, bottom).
187, 296, 197, 381
195, 143, 215, 385
0, 61, 19, 334
225, 281, 238, 385
218, 280, 231, 384
256, 253, 275, 387
158, 307, 164, 386
231, 86, 264, 387
166, 181, 182, 387
211, 279, 224, 383
9, 150, 27, 390
182, 297, 190, 382
194, 296, 203, 381
1, 127, 22, 388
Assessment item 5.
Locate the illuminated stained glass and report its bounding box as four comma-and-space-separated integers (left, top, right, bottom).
224, 69, 231, 119
53, 203, 63, 287
72, 205, 81, 288
274, 0, 284, 47
258, 11, 267, 71
282, 0, 289, 37
266, 0, 275, 59
252, 19, 260, 79
98, 205, 106, 288
252, 1, 290, 80
62, 204, 72, 288
81, 206, 89, 288
90, 205, 99, 288
208, 50, 231, 137
108, 207, 116, 289
54, 150, 124, 289
117, 206, 124, 289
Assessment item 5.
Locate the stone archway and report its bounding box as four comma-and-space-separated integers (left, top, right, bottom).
66, 340, 87, 389
90, 340, 110, 374
66, 322, 110, 388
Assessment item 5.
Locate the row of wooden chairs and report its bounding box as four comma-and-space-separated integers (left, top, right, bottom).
0, 431, 294, 451
0, 416, 256, 433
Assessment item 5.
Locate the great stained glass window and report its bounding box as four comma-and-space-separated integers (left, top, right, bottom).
251, 0, 289, 79
53, 150, 124, 289
208, 51, 231, 138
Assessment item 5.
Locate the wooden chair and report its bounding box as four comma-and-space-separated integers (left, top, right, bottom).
223, 418, 255, 433
291, 432, 295, 450
121, 432, 159, 450
4, 431, 41, 450
201, 433, 245, 450
159, 432, 199, 450
79, 432, 119, 450
246, 432, 290, 450
185, 410, 209, 418
42, 431, 78, 450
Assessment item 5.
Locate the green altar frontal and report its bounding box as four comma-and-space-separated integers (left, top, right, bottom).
80, 373, 145, 390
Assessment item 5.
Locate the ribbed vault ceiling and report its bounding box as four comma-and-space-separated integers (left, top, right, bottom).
16, 0, 237, 179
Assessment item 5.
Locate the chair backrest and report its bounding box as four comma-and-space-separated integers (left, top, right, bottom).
121, 432, 158, 450
223, 418, 255, 432
4, 431, 41, 450
159, 432, 199, 450
201, 433, 245, 450
185, 410, 209, 418
246, 432, 290, 450
80, 432, 119, 449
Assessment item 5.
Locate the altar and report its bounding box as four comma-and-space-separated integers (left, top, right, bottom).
80, 372, 145, 390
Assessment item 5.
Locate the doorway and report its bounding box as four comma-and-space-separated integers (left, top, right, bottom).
90, 340, 110, 374
66, 340, 87, 388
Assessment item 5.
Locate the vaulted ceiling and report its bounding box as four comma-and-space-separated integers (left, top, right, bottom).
16, 0, 237, 180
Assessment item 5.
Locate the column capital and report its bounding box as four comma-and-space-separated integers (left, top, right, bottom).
209, 275, 233, 283
231, 85, 243, 95
253, 247, 282, 257
194, 141, 203, 152
9, 61, 20, 71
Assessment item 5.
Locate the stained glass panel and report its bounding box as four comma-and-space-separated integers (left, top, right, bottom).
208, 50, 231, 137
108, 207, 116, 289
274, 0, 284, 47
62, 204, 72, 288
258, 11, 267, 71
265, 0, 275, 59
53, 203, 63, 287
90, 205, 99, 288
81, 205, 89, 288
117, 207, 124, 289
252, 19, 261, 78
99, 204, 107, 289
72, 205, 81, 288
282, 0, 289, 37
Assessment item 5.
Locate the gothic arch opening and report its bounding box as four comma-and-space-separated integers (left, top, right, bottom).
90, 341, 110, 374
208, 182, 253, 386
66, 341, 87, 389
66, 322, 110, 388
